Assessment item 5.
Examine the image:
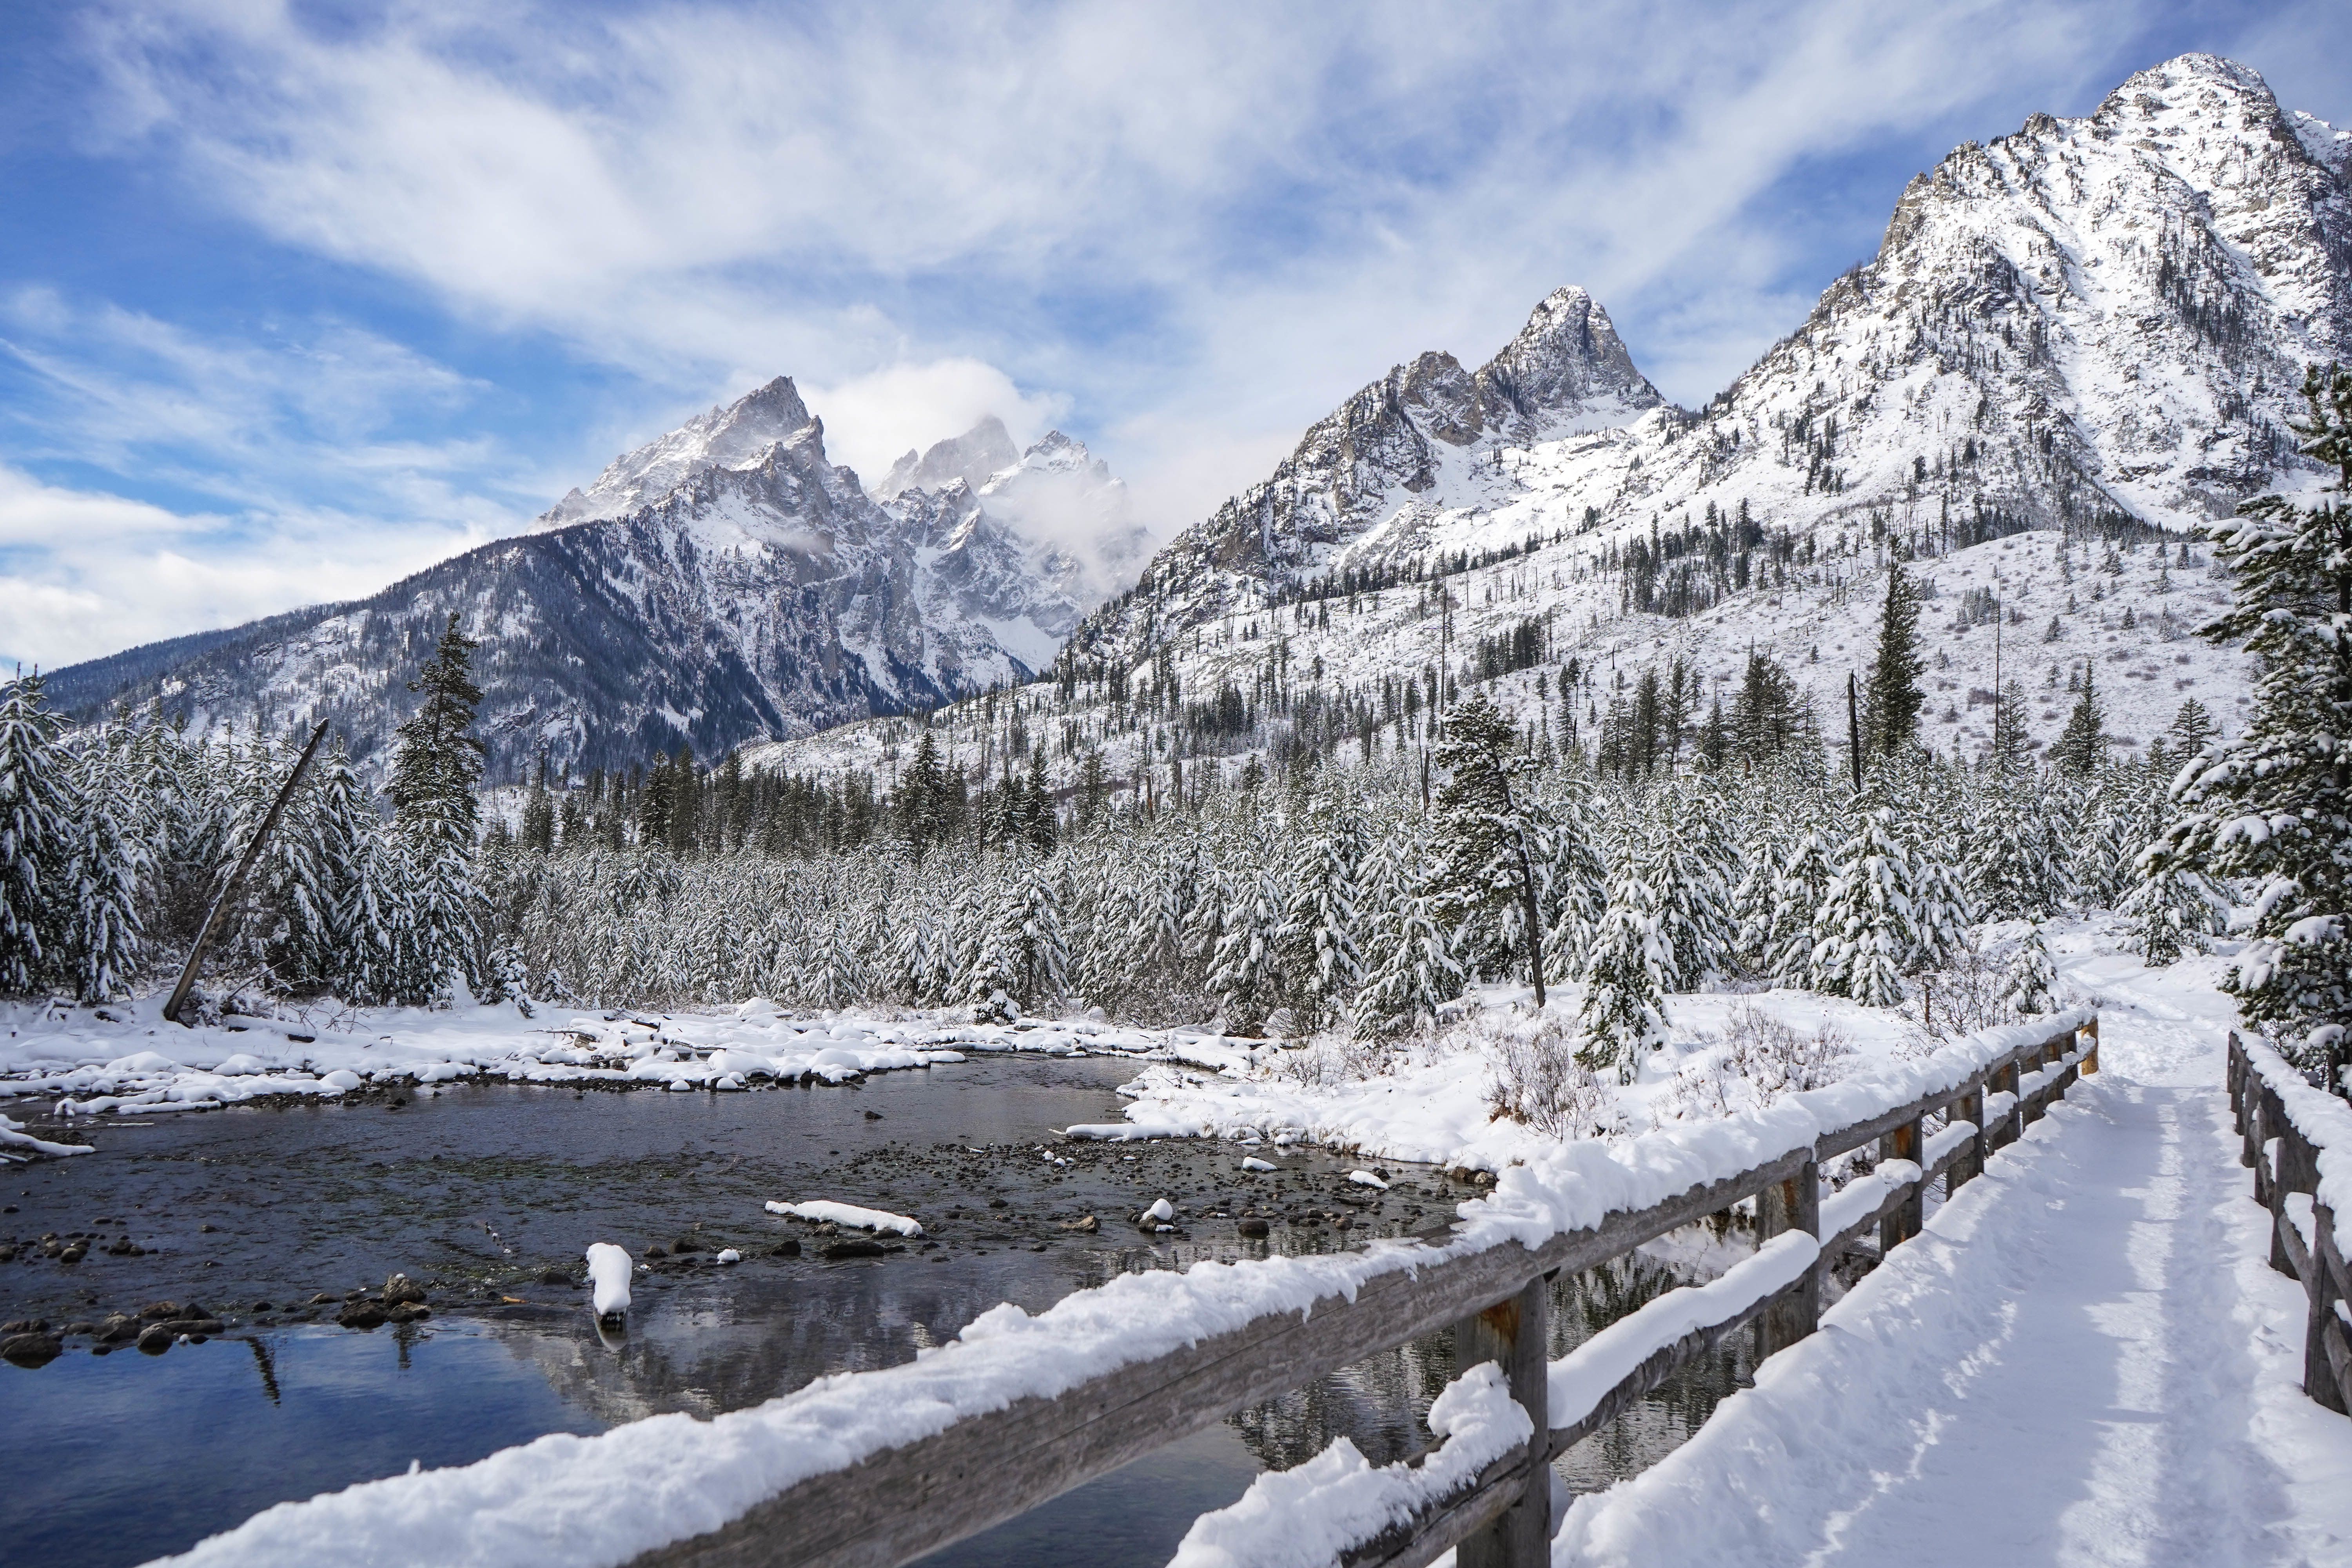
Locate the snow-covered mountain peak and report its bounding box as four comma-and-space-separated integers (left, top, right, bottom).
539, 376, 818, 528
875, 416, 1022, 502
1471, 284, 1664, 441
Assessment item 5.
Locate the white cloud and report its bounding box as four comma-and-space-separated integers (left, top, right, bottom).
802, 359, 1070, 486
0, 464, 494, 670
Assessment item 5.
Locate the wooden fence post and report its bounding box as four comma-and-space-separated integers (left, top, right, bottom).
1995, 1058, 2024, 1149
2310, 1200, 2350, 1416
2235, 1036, 2263, 1172
2022, 1034, 2052, 1126
2080, 1014, 2100, 1075
2266, 1085, 2298, 1277
1954, 1082, 1988, 1192
1455, 1273, 1551, 1568
1757, 1158, 1822, 1356
1880, 1117, 1924, 1251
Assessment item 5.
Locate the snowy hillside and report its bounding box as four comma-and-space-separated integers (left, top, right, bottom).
42, 382, 1146, 781
751, 54, 2341, 794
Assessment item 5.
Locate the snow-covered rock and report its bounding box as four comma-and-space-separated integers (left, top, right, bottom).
584, 1243, 633, 1319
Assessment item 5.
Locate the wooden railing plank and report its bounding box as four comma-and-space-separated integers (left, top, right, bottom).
1548, 1279, 1792, 1454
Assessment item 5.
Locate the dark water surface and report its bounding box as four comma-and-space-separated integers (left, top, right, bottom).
1, 1054, 1752, 1567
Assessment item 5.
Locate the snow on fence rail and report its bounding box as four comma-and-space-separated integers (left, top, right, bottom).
2227, 1031, 2352, 1417
161, 1012, 2098, 1568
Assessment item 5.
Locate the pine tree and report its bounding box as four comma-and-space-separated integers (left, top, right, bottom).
386, 614, 488, 1003
1429, 693, 1549, 1001
2003, 923, 2058, 1014
2165, 699, 2219, 766
898, 729, 951, 857
1354, 832, 1462, 1038
2118, 849, 2229, 965
1209, 866, 1286, 1035
1811, 806, 1916, 1008
59, 734, 142, 1002
1861, 563, 1926, 759
1538, 786, 1609, 985
1766, 827, 1837, 987
1274, 809, 1364, 1033
1575, 869, 1670, 1081
2158, 363, 2352, 1071
0, 672, 71, 994
2052, 663, 2105, 776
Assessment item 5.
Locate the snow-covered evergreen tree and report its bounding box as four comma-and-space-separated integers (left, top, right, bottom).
1575, 870, 1670, 1082
0, 673, 71, 995
2157, 363, 2352, 1073
1429, 693, 1550, 996
2004, 923, 2058, 1014
1354, 890, 1460, 1039
1209, 865, 1286, 1034
1273, 808, 1364, 1032
1811, 806, 1917, 1007
385, 616, 489, 1004
58, 735, 143, 1002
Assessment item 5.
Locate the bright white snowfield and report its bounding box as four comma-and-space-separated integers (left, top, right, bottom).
42, 924, 2333, 1568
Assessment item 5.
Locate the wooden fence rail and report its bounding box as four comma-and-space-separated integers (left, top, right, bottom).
627, 1013, 2098, 1568
2227, 1031, 2352, 1417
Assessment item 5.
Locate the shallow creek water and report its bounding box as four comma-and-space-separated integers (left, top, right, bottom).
1, 1054, 1755, 1567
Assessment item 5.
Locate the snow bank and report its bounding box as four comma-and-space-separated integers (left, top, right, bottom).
0, 995, 1163, 1115
1107, 990, 2080, 1173
764, 1200, 923, 1237
0, 1111, 92, 1163
1168, 1363, 1532, 1568
584, 1244, 632, 1319
147, 1010, 2092, 1568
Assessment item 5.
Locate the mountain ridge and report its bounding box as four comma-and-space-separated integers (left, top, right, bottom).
44, 380, 1145, 780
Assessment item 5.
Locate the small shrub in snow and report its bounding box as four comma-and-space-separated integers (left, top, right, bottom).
1483, 1016, 1622, 1141
1716, 1003, 1853, 1096
1657, 1007, 1853, 1125
1907, 930, 2022, 1041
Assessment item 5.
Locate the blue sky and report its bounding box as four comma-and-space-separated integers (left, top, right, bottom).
3, 0, 2346, 670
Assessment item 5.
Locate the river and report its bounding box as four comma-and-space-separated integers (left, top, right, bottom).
0, 1052, 1755, 1567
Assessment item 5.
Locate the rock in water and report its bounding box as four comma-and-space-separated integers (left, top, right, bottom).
585, 1242, 633, 1320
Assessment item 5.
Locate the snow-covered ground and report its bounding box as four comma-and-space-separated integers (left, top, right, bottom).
0, 994, 1173, 1120
1552, 924, 2352, 1566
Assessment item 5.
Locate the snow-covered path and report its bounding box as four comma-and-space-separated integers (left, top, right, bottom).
1554, 953, 2352, 1567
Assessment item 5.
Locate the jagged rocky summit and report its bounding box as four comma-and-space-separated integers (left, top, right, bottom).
1071, 53, 2350, 669
46, 381, 1147, 780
